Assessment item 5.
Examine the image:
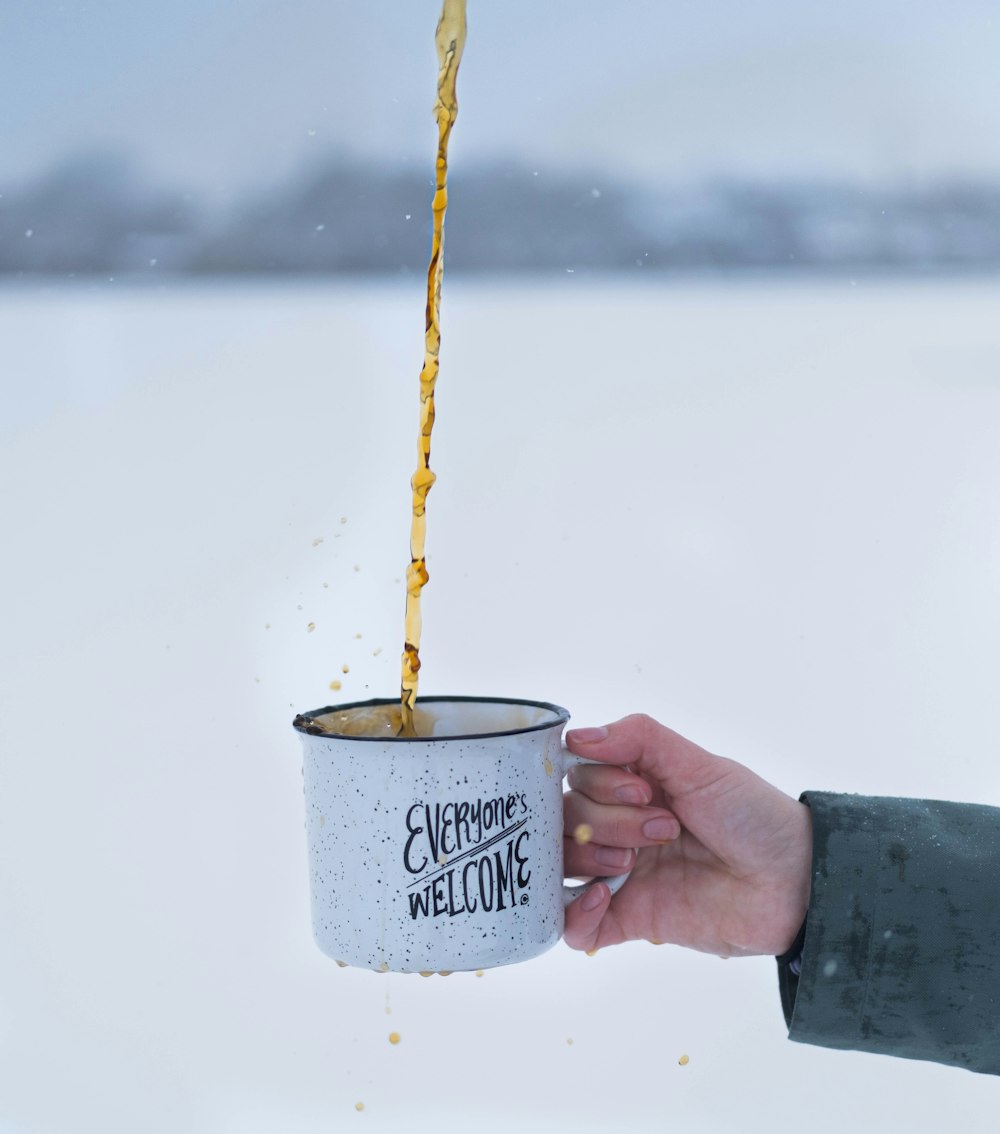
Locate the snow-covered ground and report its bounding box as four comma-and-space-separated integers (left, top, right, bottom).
2, 275, 998, 1132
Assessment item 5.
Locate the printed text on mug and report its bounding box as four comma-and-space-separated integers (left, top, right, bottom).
403, 794, 532, 918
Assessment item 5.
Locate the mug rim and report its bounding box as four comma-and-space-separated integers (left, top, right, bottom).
292, 695, 570, 742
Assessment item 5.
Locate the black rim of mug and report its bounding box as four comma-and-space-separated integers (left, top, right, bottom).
292, 695, 571, 742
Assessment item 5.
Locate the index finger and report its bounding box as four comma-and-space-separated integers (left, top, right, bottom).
565, 714, 726, 800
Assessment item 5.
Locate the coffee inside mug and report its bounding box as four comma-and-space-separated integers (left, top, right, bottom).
294, 696, 569, 741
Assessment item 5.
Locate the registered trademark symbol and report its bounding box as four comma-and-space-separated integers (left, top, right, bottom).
520, 894, 529, 906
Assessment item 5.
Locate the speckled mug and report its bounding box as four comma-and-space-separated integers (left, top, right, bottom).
293, 696, 630, 973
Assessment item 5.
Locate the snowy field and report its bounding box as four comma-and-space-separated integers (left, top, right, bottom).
2, 275, 999, 1132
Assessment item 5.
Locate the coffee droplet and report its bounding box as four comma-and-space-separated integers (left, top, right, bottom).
354, 632, 362, 639
544, 756, 554, 777
312, 537, 324, 547
307, 622, 316, 633
566, 1038, 574, 1046
419, 971, 433, 978
389, 1032, 401, 1045
330, 680, 342, 691
342, 664, 350, 674
335, 960, 348, 968
475, 970, 485, 977
573, 823, 594, 846
437, 970, 452, 977
585, 949, 598, 957
678, 1054, 690, 1066
355, 1101, 365, 1112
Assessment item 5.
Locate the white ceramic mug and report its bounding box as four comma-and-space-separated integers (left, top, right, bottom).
293, 696, 630, 973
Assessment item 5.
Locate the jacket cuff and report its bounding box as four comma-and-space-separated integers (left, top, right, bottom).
784, 790, 1000, 1074
776, 915, 808, 1027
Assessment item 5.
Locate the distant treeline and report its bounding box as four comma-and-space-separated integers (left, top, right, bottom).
3, 151, 1000, 276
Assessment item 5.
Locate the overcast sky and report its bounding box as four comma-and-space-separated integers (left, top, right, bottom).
4, 0, 1000, 194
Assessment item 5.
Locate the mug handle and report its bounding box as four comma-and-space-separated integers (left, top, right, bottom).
561, 748, 634, 907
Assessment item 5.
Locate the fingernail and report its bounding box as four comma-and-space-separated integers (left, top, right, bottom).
567, 726, 609, 744
580, 883, 607, 912
614, 784, 649, 805
594, 846, 632, 869
642, 816, 680, 842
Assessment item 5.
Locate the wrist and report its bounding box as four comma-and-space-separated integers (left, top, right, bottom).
776, 800, 813, 955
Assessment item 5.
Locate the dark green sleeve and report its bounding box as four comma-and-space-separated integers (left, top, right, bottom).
778, 791, 1000, 1075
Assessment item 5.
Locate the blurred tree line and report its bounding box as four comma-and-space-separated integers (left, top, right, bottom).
3, 151, 1000, 276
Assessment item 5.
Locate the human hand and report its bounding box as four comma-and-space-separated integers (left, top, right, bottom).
563, 714, 812, 958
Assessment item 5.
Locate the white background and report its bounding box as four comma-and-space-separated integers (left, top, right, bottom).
2, 275, 999, 1130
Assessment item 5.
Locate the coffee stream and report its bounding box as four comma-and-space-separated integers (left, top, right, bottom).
399, 0, 467, 737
